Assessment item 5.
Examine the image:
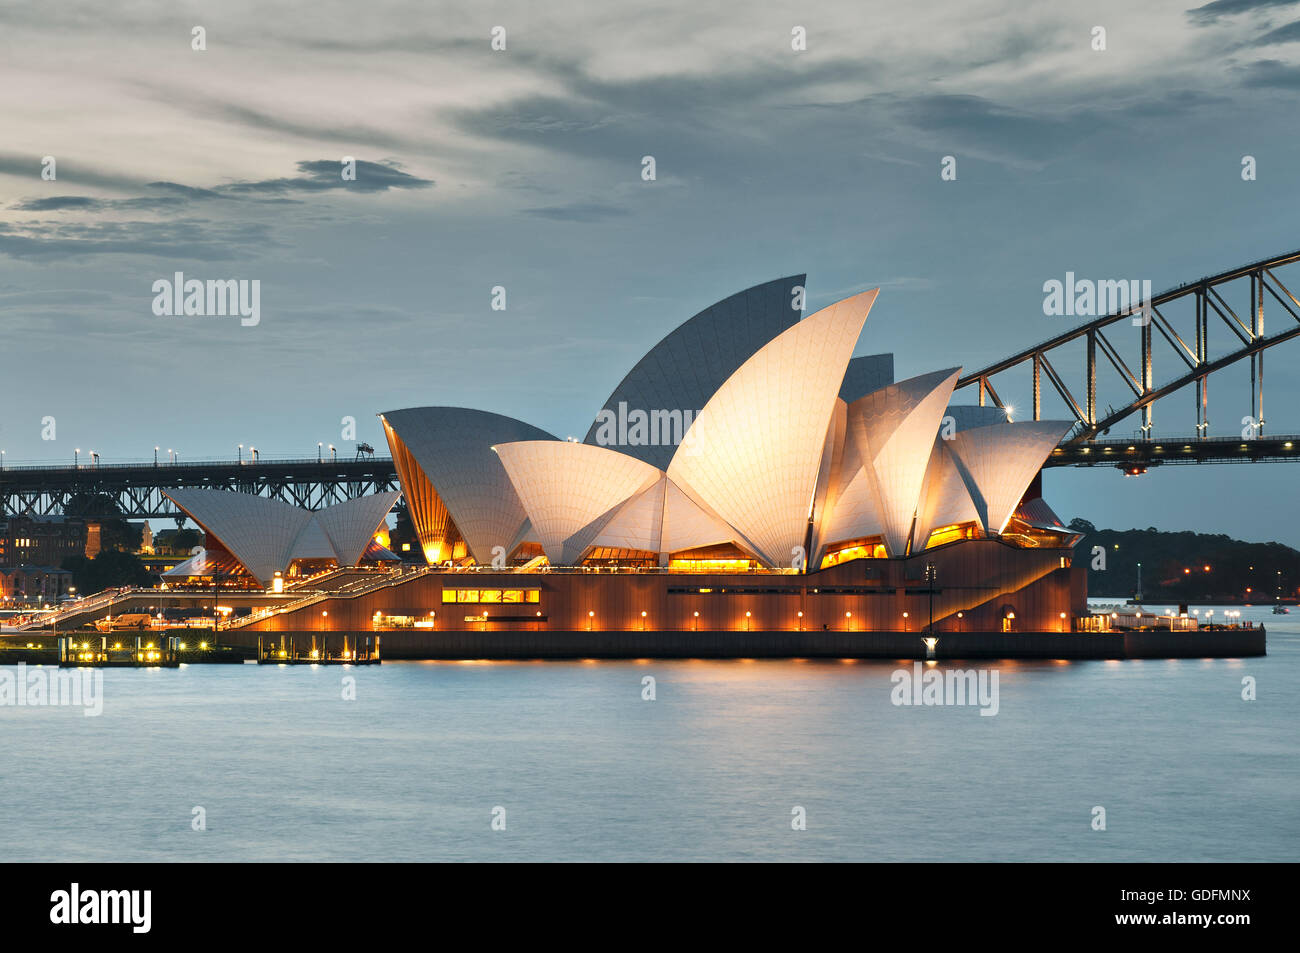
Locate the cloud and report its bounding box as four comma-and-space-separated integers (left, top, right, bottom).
1187, 0, 1300, 23
1251, 18, 1300, 43
220, 159, 434, 195
522, 201, 629, 222
0, 219, 277, 261
1236, 57, 1300, 85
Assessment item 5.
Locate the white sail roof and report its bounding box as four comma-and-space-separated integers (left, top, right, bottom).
315, 490, 403, 567
946, 420, 1074, 535
666, 289, 877, 567
163, 488, 400, 585
913, 437, 981, 547
821, 368, 961, 556
492, 440, 663, 565
380, 407, 555, 564
164, 488, 313, 586
582, 276, 805, 470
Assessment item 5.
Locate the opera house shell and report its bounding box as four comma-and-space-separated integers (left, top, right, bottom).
161, 488, 401, 586
380, 279, 1079, 575
179, 277, 1087, 649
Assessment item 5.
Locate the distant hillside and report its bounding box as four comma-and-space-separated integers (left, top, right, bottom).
1067, 520, 1300, 604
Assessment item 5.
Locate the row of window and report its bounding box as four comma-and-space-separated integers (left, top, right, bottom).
441, 588, 542, 604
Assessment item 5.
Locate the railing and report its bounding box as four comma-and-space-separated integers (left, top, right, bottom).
0, 451, 392, 471
221, 566, 435, 629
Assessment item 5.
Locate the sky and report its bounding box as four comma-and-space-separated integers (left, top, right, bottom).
3, 0, 1300, 543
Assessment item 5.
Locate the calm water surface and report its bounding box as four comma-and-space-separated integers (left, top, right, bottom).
2, 604, 1296, 862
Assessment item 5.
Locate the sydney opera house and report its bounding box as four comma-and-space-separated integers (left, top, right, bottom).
164, 276, 1089, 655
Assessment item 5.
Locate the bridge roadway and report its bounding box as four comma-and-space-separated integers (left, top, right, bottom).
5, 432, 1300, 521
1043, 434, 1300, 469
0, 455, 399, 519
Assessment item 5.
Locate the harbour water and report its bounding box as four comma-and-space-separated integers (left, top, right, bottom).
2, 603, 1295, 862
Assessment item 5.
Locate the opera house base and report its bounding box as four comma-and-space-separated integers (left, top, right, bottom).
221, 542, 1266, 660
220, 627, 1264, 660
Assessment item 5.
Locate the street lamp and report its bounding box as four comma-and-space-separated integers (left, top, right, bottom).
251, 446, 258, 462
329, 444, 337, 462
154, 446, 159, 466
238, 444, 243, 464
90, 450, 99, 467
317, 442, 323, 462
924, 562, 937, 636
74, 448, 80, 468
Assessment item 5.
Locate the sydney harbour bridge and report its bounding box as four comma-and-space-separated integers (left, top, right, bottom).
5, 249, 1300, 521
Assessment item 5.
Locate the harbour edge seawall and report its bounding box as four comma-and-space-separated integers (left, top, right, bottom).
224, 627, 1266, 660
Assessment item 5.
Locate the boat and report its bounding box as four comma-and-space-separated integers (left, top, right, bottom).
1273, 605, 1289, 615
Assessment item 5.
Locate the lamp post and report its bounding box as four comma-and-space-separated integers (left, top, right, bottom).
924, 562, 937, 636
317, 442, 323, 462
329, 444, 337, 462
153, 446, 159, 466
238, 444, 243, 464
74, 448, 80, 468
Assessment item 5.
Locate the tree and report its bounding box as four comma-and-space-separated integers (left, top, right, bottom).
62, 551, 153, 594
1068, 517, 1096, 534
63, 492, 142, 552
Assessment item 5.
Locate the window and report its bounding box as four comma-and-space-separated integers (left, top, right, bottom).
442, 588, 541, 604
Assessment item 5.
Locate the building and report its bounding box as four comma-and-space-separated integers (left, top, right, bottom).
0, 515, 88, 568
0, 564, 74, 605
144, 278, 1085, 648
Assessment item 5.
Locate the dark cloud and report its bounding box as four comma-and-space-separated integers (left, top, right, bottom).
1188, 0, 1299, 22
1251, 18, 1300, 42
1236, 57, 1300, 85
7, 160, 433, 219
12, 196, 104, 211
0, 219, 276, 260
220, 159, 434, 195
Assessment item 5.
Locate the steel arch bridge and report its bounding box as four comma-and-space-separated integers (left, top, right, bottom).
0, 457, 400, 521
955, 248, 1300, 470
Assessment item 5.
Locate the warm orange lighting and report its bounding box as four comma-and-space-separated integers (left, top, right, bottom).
588, 611, 594, 617
923, 522, 980, 550
1203, 565, 1211, 572
819, 540, 887, 568
693, 610, 699, 617
641, 610, 647, 617
745, 611, 751, 617
845, 611, 851, 618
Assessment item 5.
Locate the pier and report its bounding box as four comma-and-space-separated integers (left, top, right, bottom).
256, 632, 381, 665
